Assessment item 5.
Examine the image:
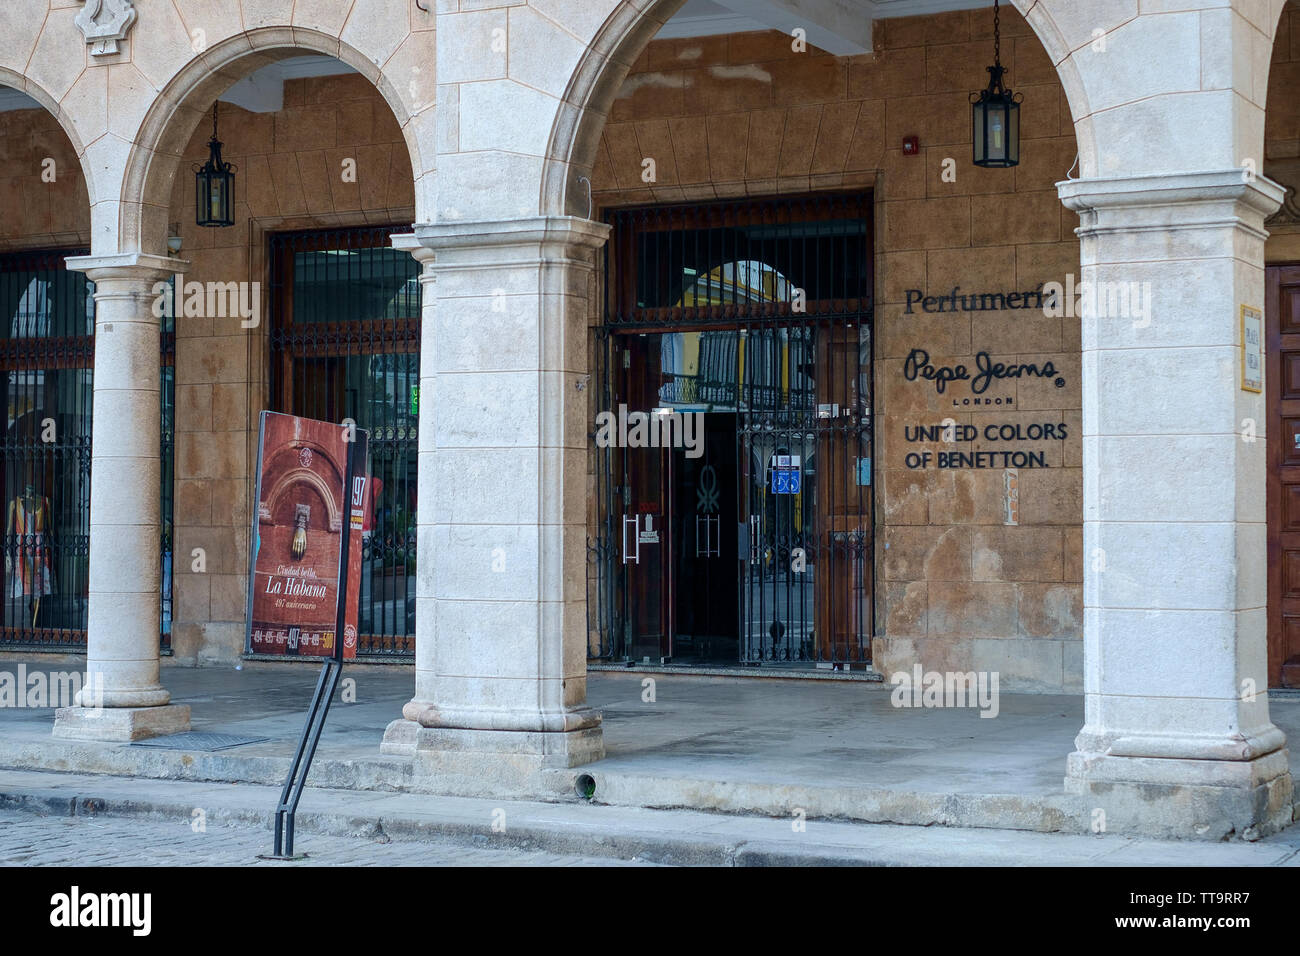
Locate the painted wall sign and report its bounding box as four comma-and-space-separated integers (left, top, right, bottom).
901, 421, 1066, 471
1241, 304, 1263, 393
904, 423, 1069, 442
903, 449, 1048, 470
904, 286, 1047, 314
902, 348, 1066, 395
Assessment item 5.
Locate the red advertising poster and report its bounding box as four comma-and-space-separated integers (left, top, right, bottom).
247, 412, 369, 659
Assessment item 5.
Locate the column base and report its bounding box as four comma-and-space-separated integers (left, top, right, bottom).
1065, 748, 1294, 839
380, 718, 420, 756
52, 704, 191, 742
392, 723, 604, 797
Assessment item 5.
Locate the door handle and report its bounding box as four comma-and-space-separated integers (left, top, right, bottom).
622, 514, 640, 564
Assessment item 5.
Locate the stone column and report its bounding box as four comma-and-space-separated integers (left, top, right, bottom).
1059, 171, 1292, 838
384, 233, 436, 752
382, 217, 608, 796
53, 254, 191, 741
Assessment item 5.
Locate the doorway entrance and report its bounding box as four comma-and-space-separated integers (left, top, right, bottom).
591, 195, 875, 668
1267, 262, 1300, 686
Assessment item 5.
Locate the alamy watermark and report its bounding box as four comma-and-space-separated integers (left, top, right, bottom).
0, 665, 103, 709
151, 275, 260, 327
890, 665, 1000, 718
50, 886, 151, 936
1041, 272, 1151, 326
595, 404, 703, 459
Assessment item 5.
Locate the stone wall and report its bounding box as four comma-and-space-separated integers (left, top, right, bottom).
590, 8, 1084, 691
0, 108, 89, 251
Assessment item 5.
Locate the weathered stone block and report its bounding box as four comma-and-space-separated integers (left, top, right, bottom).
52, 704, 191, 742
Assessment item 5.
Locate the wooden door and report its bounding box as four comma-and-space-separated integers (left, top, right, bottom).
616, 334, 672, 661
1267, 264, 1300, 687
814, 323, 872, 663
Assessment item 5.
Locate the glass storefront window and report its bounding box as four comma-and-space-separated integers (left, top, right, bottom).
0, 251, 175, 649
593, 196, 874, 668
270, 228, 420, 657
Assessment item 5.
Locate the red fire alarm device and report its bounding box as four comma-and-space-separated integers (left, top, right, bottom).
902, 135, 919, 155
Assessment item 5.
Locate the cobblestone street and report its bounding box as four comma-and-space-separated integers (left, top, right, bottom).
0, 810, 653, 867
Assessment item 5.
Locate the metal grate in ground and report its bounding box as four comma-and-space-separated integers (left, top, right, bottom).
132, 732, 270, 752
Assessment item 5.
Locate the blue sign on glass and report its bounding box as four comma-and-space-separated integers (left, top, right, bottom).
771, 455, 801, 495
856, 456, 871, 487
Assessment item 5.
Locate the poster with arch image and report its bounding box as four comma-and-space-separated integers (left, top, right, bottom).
246, 411, 369, 659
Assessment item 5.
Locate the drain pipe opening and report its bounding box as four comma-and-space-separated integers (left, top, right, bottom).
575, 773, 596, 800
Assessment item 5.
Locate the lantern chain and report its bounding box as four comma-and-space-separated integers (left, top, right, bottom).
993, 0, 1001, 68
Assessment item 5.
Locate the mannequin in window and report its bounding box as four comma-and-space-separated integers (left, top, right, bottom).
7, 484, 53, 628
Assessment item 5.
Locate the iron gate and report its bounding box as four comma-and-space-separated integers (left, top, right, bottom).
268, 226, 419, 658
0, 249, 175, 650
589, 195, 875, 666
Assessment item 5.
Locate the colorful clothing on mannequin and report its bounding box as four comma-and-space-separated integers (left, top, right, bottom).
10, 496, 53, 598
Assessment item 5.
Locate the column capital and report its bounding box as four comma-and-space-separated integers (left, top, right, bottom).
64, 252, 189, 283
412, 216, 610, 268
391, 232, 436, 265
1058, 169, 1286, 238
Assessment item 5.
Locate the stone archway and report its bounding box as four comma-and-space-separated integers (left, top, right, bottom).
119, 26, 435, 257
0, 70, 97, 664
540, 0, 1097, 220
0, 68, 95, 211
49, 8, 436, 741
507, 0, 1299, 837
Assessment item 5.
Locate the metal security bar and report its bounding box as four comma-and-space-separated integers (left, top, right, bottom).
0, 250, 93, 649
161, 299, 175, 652
268, 226, 419, 658
0, 250, 176, 652
591, 195, 875, 666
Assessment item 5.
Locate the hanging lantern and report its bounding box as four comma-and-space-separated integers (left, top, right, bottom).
970, 0, 1021, 168
194, 102, 236, 227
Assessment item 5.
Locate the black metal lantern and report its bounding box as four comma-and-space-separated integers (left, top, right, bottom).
970, 0, 1021, 168
194, 103, 236, 227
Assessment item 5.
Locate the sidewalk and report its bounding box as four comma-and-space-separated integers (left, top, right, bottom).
3, 767, 1300, 866
4, 660, 1299, 842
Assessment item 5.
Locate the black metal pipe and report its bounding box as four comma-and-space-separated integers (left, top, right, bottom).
272, 435, 357, 857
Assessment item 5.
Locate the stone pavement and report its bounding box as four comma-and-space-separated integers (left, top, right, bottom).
4, 767, 1300, 866
0, 807, 652, 867
3, 661, 1300, 840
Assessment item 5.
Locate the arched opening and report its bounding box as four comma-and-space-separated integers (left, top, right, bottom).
567, 2, 1085, 689
116, 32, 427, 663
122, 29, 428, 257
543, 0, 1093, 220
0, 79, 96, 649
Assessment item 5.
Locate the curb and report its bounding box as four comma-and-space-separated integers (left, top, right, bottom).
5, 771, 1300, 867
0, 781, 888, 867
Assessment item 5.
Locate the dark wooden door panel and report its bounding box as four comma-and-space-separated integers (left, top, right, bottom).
1282, 351, 1300, 399
1267, 263, 1300, 686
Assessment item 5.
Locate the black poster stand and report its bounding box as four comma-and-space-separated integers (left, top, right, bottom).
265, 436, 359, 860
